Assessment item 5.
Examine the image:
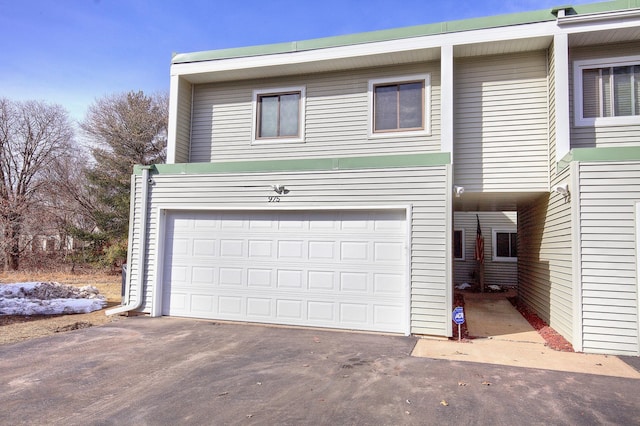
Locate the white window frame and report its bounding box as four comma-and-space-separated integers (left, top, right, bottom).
492, 229, 517, 263
453, 229, 465, 261
368, 74, 431, 139
252, 86, 306, 144
573, 55, 640, 127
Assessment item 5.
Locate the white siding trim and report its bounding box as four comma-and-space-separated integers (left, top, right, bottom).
554, 33, 570, 161
636, 200, 640, 356
404, 205, 413, 336
445, 163, 453, 337
166, 75, 181, 164
571, 161, 584, 352
150, 209, 167, 318
441, 44, 454, 156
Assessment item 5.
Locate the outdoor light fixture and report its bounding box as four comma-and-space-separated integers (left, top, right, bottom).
453, 185, 465, 198
271, 184, 288, 194
552, 183, 570, 201
553, 183, 569, 195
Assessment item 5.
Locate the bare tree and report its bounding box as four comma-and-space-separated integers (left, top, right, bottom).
0, 98, 74, 270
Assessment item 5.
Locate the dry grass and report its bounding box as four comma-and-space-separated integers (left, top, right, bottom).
0, 270, 124, 345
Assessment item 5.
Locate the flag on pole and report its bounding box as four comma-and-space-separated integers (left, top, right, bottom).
474, 214, 484, 264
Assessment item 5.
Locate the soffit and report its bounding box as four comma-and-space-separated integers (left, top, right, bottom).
568, 26, 640, 47
453, 36, 552, 58
453, 192, 546, 212
178, 47, 441, 84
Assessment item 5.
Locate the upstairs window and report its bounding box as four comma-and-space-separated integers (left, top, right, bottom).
253, 87, 305, 143
492, 229, 517, 262
574, 56, 640, 126
369, 74, 430, 137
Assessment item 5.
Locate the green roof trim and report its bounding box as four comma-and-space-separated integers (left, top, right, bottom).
558, 146, 640, 171
171, 1, 639, 65
134, 152, 451, 175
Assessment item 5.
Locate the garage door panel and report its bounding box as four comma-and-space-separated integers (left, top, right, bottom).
162, 210, 408, 333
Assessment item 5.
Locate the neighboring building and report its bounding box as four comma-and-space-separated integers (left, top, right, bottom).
114, 1, 640, 356
454, 211, 518, 290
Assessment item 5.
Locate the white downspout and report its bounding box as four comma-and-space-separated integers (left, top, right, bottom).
106, 166, 151, 316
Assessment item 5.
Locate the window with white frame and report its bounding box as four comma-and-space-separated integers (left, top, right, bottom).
253, 86, 305, 143
453, 229, 465, 260
574, 56, 640, 126
492, 229, 517, 262
368, 74, 430, 137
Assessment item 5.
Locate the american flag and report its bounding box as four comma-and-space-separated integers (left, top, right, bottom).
474, 214, 484, 264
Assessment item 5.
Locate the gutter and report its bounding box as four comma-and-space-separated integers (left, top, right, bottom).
106, 166, 152, 316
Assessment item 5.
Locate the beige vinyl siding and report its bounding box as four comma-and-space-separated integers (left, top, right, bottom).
570, 41, 640, 149
174, 77, 192, 163
453, 211, 518, 288
189, 63, 441, 162
577, 161, 639, 355
518, 166, 574, 344
127, 165, 451, 336
454, 51, 550, 192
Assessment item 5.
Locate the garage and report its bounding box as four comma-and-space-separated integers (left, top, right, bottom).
160, 209, 409, 333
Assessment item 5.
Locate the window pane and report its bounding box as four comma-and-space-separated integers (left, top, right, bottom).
279, 93, 300, 136
582, 69, 599, 118
453, 230, 462, 259
496, 233, 510, 258
398, 82, 423, 129
375, 85, 398, 131
259, 96, 278, 137
602, 68, 612, 117
614, 66, 632, 116
510, 233, 518, 258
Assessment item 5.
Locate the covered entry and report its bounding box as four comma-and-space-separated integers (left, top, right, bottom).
160, 209, 409, 333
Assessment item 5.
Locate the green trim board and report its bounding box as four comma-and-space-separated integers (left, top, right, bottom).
172, 1, 639, 64
134, 152, 451, 175
558, 146, 640, 171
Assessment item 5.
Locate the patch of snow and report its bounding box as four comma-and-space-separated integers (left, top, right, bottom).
455, 283, 472, 290
0, 282, 106, 315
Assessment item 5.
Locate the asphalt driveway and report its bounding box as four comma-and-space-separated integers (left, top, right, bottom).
1, 317, 638, 425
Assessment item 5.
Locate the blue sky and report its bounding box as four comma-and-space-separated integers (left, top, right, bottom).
1, 0, 599, 123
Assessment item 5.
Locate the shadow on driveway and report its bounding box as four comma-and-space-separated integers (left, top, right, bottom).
0, 317, 638, 425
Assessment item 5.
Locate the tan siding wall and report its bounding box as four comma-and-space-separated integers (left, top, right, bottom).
174, 78, 192, 163
127, 165, 451, 336
454, 51, 550, 191
518, 166, 574, 344
578, 161, 639, 355
453, 211, 518, 288
190, 63, 441, 162
570, 41, 640, 149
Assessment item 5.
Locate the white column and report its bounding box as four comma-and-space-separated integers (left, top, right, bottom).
440, 44, 454, 159
554, 33, 570, 162
166, 74, 181, 164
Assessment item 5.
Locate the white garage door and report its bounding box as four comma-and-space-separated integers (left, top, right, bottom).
161, 209, 408, 333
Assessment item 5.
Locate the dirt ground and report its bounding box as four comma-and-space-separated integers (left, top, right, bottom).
0, 270, 123, 345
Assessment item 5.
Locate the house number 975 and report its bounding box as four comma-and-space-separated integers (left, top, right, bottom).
268, 196, 280, 202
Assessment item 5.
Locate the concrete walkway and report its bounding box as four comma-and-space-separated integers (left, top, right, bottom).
412, 292, 640, 379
